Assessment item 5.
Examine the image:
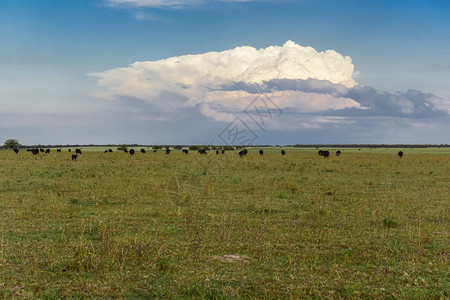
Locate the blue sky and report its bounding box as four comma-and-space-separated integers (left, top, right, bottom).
1, 0, 449, 145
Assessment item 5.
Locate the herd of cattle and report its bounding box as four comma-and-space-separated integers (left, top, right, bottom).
9, 148, 406, 160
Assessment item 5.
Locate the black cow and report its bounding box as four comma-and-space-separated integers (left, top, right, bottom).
221, 150, 225, 154
13, 148, 19, 154
75, 149, 82, 155
281, 150, 286, 156
398, 151, 403, 158
198, 149, 207, 155
216, 150, 219, 155
72, 155, 78, 161
108, 149, 113, 153
104, 150, 108, 153
45, 149, 50, 154
124, 149, 128, 153
129, 149, 135, 155
57, 149, 61, 153
68, 149, 71, 152
40, 148, 44, 153
336, 150, 341, 156
183, 149, 189, 154
166, 149, 171, 154
259, 150, 264, 155
32, 149, 39, 155
141, 149, 146, 153
318, 150, 330, 158
238, 149, 248, 157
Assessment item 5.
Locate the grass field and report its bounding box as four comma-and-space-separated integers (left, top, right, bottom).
0, 148, 449, 298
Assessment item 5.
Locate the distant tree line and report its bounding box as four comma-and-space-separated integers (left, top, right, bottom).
2, 140, 448, 150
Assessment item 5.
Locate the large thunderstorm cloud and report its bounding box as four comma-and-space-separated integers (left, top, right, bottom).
91, 41, 449, 129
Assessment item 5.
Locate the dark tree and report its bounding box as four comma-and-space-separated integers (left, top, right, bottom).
3, 139, 20, 149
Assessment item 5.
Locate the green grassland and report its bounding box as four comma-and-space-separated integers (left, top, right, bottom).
0, 148, 448, 298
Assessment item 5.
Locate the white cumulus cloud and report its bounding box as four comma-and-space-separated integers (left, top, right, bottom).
90, 40, 358, 126
428, 95, 450, 114
91, 40, 450, 134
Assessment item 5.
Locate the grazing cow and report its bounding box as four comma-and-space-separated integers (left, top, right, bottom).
129, 149, 135, 155
108, 149, 113, 152
238, 149, 248, 157
57, 149, 61, 153
141, 149, 146, 153
75, 149, 82, 155
221, 150, 225, 154
259, 150, 264, 155
40, 148, 44, 153
183, 149, 189, 154
198, 149, 207, 155
32, 149, 39, 155
281, 150, 286, 156
336, 150, 341, 156
166, 149, 171, 155
398, 151, 403, 158
13, 148, 19, 154
45, 149, 50, 154
153, 149, 157, 153
216, 150, 219, 155
72, 155, 78, 161
124, 149, 128, 153
104, 150, 108, 153
318, 150, 330, 158
68, 149, 71, 152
